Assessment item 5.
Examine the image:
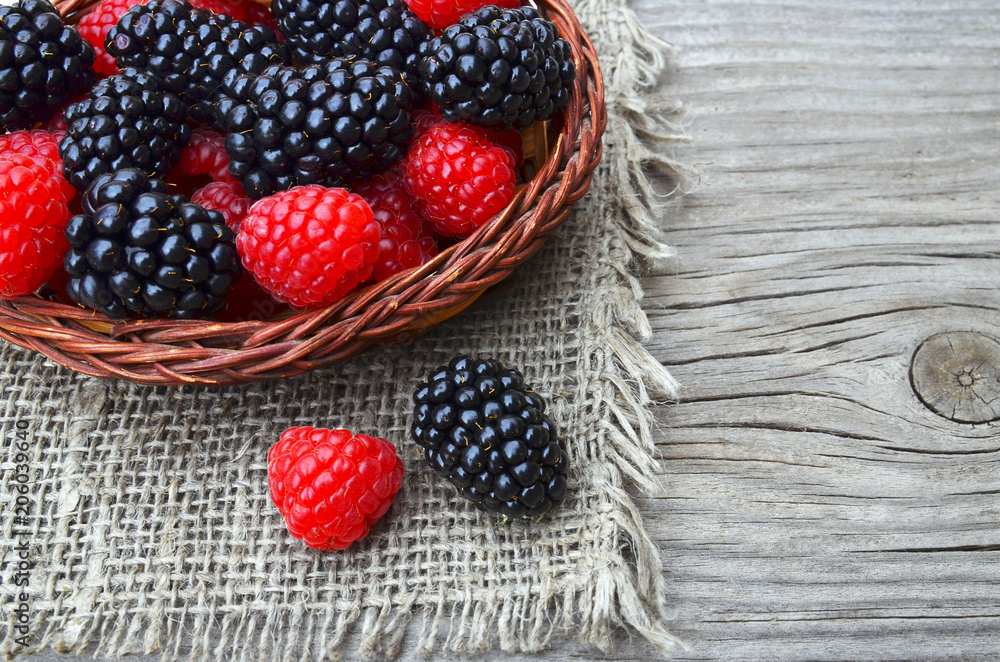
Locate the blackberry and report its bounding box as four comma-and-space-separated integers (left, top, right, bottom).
106, 0, 290, 123
272, 0, 429, 92
0, 0, 95, 132
216, 58, 414, 199
59, 68, 190, 194
64, 170, 240, 319
417, 5, 576, 130
410, 357, 569, 518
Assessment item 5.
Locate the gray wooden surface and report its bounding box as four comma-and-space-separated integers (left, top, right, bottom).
29, 0, 1000, 661
638, 0, 1000, 660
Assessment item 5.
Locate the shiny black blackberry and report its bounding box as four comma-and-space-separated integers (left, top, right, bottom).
0, 0, 95, 132
106, 0, 289, 123
273, 0, 429, 92
417, 5, 575, 130
58, 68, 190, 194
411, 357, 570, 518
64, 170, 241, 319
216, 58, 414, 199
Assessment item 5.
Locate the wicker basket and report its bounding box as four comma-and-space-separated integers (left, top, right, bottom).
0, 0, 606, 386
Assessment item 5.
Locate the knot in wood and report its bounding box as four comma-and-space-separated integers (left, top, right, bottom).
910, 331, 1000, 424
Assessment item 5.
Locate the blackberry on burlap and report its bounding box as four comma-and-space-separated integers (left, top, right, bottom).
216, 58, 414, 199
106, 0, 289, 123
0, 0, 95, 132
411, 357, 570, 518
272, 0, 429, 92
417, 5, 576, 130
58, 68, 190, 194
64, 169, 240, 319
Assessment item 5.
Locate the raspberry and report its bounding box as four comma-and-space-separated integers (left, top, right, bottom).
191, 181, 252, 233
417, 5, 576, 130
0, 154, 73, 298
353, 173, 438, 282
402, 122, 515, 238
407, 0, 517, 30
268, 427, 404, 551
237, 186, 382, 309
0, 130, 67, 175
411, 357, 569, 517
412, 108, 523, 168
172, 129, 240, 188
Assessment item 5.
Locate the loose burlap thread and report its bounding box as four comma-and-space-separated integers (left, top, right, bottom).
0, 0, 686, 657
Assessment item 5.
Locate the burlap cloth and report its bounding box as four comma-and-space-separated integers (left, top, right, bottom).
0, 0, 685, 658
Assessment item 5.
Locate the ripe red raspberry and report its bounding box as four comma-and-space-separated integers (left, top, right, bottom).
171, 129, 240, 190
237, 186, 382, 308
407, 0, 517, 30
0, 155, 73, 298
0, 131, 68, 177
353, 173, 439, 282
412, 109, 523, 168
268, 427, 404, 551
191, 181, 253, 233
403, 122, 516, 238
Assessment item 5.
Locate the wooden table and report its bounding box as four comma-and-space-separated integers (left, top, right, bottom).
634, 0, 1000, 659
30, 1, 999, 660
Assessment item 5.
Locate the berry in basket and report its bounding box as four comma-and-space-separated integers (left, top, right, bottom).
105, 0, 289, 123
58, 68, 190, 193
0, 153, 74, 298
271, 0, 429, 94
417, 5, 576, 130
63, 169, 240, 318
411, 357, 569, 517
406, 0, 518, 30
191, 181, 252, 233
236, 185, 381, 308
352, 172, 439, 282
78, 0, 256, 78
0, 0, 96, 133
402, 121, 516, 238
216, 59, 414, 199
268, 427, 404, 551
170, 129, 241, 191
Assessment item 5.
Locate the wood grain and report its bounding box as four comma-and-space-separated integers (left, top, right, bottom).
638, 0, 1000, 659
26, 0, 1000, 660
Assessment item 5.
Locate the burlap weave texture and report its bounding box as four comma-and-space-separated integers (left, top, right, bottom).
0, 0, 684, 657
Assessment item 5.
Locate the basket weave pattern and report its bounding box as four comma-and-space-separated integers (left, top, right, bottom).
0, 0, 606, 386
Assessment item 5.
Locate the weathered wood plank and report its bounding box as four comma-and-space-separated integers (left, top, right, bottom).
637, 0, 1000, 660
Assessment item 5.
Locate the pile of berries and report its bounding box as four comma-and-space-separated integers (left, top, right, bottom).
0, 0, 576, 319
266, 355, 569, 552
0, 0, 578, 547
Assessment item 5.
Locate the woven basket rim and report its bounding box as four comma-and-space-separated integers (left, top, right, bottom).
0, 0, 607, 386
